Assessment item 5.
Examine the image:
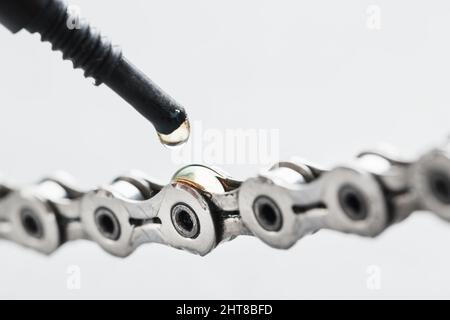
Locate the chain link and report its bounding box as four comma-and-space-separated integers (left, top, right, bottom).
1, 140, 450, 256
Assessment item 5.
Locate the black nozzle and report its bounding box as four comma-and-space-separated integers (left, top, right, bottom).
0, 0, 188, 138
0, 0, 50, 33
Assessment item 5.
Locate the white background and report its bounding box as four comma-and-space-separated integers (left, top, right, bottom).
1, 0, 450, 299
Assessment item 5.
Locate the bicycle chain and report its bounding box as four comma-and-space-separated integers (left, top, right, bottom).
1, 139, 450, 257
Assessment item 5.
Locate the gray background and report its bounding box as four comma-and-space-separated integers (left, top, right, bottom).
1, 0, 450, 299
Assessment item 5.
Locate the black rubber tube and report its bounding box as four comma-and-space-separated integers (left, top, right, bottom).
0, 0, 187, 135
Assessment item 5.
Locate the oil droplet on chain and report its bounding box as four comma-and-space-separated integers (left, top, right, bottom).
158, 119, 191, 148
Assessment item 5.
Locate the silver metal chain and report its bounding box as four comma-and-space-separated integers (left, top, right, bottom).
1, 139, 450, 257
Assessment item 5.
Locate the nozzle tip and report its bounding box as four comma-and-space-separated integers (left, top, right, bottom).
157, 119, 191, 148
